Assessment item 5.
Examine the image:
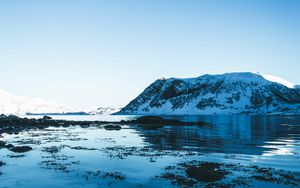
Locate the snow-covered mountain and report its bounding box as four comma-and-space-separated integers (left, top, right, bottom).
116, 72, 300, 115
89, 107, 120, 115
0, 89, 79, 116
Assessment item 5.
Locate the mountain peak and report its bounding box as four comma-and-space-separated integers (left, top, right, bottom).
116, 72, 300, 115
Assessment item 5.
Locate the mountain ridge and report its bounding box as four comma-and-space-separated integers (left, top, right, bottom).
116, 72, 300, 115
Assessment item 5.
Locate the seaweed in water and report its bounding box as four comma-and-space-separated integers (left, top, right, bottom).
157, 161, 300, 187
83, 170, 126, 181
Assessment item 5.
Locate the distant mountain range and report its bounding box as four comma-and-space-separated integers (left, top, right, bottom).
89, 107, 121, 115
0, 89, 120, 116
116, 72, 300, 115
0, 89, 81, 116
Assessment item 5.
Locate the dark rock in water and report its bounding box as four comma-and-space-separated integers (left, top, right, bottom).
9, 146, 33, 153
0, 160, 5, 175
0, 141, 6, 148
79, 124, 90, 128
104, 124, 122, 130
125, 116, 206, 126
42, 116, 52, 120
0, 141, 13, 150
135, 116, 170, 124
5, 144, 14, 149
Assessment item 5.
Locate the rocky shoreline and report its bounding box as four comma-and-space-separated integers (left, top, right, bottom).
0, 114, 205, 135
0, 115, 206, 154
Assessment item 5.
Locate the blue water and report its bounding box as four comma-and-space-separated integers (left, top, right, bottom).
1, 115, 300, 188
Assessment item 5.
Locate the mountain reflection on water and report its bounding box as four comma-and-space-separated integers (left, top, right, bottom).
135, 115, 300, 156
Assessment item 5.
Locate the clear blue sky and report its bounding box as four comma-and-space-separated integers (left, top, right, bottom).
0, 0, 299, 108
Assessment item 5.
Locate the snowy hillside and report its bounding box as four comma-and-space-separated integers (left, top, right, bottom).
0, 89, 79, 116
89, 107, 120, 115
116, 72, 300, 115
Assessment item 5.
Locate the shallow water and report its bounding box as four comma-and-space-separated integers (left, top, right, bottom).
1, 115, 300, 187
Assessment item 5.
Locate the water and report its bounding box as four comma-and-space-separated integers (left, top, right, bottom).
1, 115, 300, 187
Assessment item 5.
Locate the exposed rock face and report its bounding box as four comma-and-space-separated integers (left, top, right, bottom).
116, 72, 300, 115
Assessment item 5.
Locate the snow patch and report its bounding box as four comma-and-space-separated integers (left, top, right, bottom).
261, 74, 295, 88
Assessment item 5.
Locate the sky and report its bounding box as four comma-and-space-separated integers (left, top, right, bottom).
0, 0, 299, 108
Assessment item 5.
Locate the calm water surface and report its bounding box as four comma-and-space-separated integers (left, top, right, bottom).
0, 115, 300, 188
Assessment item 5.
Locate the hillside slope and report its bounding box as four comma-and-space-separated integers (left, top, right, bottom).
116, 72, 300, 115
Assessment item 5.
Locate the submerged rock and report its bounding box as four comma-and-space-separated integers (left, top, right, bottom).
9, 146, 33, 153
0, 141, 6, 148
0, 141, 14, 150
0, 161, 5, 175
104, 124, 122, 131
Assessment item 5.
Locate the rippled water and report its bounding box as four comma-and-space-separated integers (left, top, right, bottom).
1, 115, 300, 187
